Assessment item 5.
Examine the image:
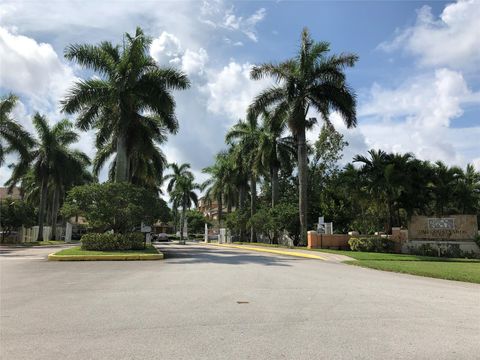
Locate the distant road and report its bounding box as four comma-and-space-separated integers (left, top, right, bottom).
1, 243, 479, 360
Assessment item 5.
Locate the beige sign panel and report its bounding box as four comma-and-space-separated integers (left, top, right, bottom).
408, 215, 478, 241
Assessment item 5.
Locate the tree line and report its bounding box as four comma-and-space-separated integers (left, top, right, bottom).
2, 27, 478, 244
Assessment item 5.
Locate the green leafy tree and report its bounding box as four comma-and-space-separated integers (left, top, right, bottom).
62, 27, 190, 183
186, 209, 211, 234
0, 199, 35, 242
249, 28, 358, 243
62, 182, 165, 233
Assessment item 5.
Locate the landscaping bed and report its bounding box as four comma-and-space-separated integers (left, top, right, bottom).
48, 245, 163, 261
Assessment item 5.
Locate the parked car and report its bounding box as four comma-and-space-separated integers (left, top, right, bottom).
153, 233, 169, 242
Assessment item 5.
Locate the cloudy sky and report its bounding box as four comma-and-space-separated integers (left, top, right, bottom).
1, 0, 479, 188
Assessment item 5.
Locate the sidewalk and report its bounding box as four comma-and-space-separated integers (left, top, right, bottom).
204, 243, 354, 262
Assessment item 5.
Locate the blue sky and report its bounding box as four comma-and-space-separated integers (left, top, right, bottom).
1, 0, 479, 187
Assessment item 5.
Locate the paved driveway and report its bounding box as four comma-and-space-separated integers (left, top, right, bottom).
1, 243, 479, 360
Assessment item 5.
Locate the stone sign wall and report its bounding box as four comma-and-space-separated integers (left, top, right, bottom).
408, 215, 478, 241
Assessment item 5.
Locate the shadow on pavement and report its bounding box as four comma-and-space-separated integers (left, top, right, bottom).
158, 245, 295, 267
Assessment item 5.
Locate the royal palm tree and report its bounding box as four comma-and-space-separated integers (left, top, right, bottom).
248, 28, 358, 243
7, 114, 89, 241
0, 94, 34, 167
166, 164, 199, 244
93, 117, 168, 192
61, 27, 190, 183
254, 110, 296, 207
202, 152, 231, 227
226, 118, 261, 242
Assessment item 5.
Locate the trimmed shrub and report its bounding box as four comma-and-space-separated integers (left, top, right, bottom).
348, 236, 395, 253
81, 233, 144, 251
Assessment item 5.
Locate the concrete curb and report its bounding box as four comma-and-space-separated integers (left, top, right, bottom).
48, 252, 164, 261
204, 243, 327, 260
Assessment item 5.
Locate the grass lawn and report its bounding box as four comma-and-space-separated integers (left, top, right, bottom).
13, 240, 67, 247
232, 242, 480, 284
308, 248, 480, 284
54, 245, 159, 256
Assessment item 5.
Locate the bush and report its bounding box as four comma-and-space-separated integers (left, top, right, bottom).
348, 236, 395, 253
81, 233, 144, 251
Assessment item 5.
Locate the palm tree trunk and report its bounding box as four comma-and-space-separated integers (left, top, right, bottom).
250, 175, 257, 243
239, 184, 246, 242
180, 202, 186, 244
297, 126, 308, 245
115, 133, 128, 183
217, 194, 223, 228
271, 165, 279, 208
51, 187, 60, 240
37, 176, 48, 242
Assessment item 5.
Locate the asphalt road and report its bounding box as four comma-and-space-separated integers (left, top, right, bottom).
1, 243, 479, 360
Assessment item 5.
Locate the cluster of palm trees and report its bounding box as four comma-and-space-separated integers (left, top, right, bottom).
0, 27, 189, 241
202, 28, 358, 243
346, 150, 480, 234
164, 163, 199, 244
4, 26, 477, 244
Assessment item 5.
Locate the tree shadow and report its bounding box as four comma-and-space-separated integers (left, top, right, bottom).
158, 245, 294, 267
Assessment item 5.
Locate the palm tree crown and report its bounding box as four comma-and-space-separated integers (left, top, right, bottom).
248, 28, 358, 243
0, 94, 34, 167
61, 27, 190, 183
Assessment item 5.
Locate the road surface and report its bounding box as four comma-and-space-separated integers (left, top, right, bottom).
1, 243, 479, 359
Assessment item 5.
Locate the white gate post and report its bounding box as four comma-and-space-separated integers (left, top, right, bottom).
65, 222, 72, 243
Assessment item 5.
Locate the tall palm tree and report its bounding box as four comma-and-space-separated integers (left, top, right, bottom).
165, 163, 198, 244
0, 94, 34, 167
93, 117, 168, 192
202, 152, 231, 227
226, 118, 260, 242
254, 110, 296, 207
61, 27, 190, 183
248, 28, 358, 243
7, 114, 89, 241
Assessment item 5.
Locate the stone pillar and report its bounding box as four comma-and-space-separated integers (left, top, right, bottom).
307, 230, 320, 249
145, 232, 151, 245
204, 223, 208, 243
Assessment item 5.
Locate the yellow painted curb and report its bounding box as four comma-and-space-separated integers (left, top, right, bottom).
48, 252, 164, 261
205, 243, 326, 260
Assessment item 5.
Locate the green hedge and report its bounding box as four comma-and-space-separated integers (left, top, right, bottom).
348, 236, 395, 253
81, 233, 145, 251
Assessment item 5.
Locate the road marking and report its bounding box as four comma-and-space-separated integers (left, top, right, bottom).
205, 243, 327, 260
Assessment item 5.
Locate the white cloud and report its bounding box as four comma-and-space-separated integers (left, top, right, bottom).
201, 61, 271, 123
181, 48, 209, 76
360, 68, 475, 128
0, 26, 77, 111
201, 1, 266, 42
356, 68, 480, 166
379, 0, 480, 70
150, 32, 209, 76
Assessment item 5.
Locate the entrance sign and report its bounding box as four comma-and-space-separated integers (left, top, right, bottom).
408, 215, 477, 241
